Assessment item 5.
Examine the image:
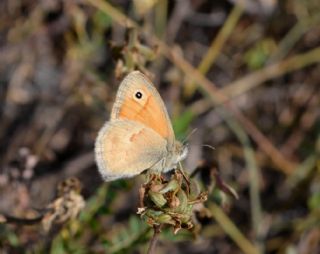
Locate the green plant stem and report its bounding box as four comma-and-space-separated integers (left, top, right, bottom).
155, 0, 168, 39
218, 108, 264, 253
209, 203, 260, 254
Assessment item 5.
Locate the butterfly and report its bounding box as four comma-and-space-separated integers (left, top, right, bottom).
95, 71, 188, 181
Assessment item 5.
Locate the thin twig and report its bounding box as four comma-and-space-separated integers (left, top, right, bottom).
147, 225, 162, 254
0, 213, 43, 225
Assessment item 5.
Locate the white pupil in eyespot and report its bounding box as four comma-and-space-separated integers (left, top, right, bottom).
135, 91, 143, 99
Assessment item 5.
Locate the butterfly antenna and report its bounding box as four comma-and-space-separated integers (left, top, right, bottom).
182, 128, 198, 146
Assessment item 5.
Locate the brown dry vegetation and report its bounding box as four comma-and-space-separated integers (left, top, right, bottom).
0, 0, 320, 253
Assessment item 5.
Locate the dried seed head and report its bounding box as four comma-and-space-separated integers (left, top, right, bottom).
138, 170, 208, 234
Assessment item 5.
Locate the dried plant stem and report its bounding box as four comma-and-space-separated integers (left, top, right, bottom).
222, 46, 320, 100
147, 225, 162, 254
268, 13, 320, 63
185, 4, 243, 96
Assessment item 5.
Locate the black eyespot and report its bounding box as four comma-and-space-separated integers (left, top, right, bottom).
135, 91, 143, 99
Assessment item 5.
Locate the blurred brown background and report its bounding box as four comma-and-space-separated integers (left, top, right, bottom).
0, 0, 320, 253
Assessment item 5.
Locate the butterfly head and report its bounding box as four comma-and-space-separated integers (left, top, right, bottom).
162, 141, 188, 173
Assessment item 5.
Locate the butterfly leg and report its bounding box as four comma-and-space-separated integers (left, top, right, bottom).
178, 162, 191, 193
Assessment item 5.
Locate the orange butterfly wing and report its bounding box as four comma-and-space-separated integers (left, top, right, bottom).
111, 71, 175, 148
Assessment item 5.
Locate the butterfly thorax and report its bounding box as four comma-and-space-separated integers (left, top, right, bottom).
150, 141, 188, 173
